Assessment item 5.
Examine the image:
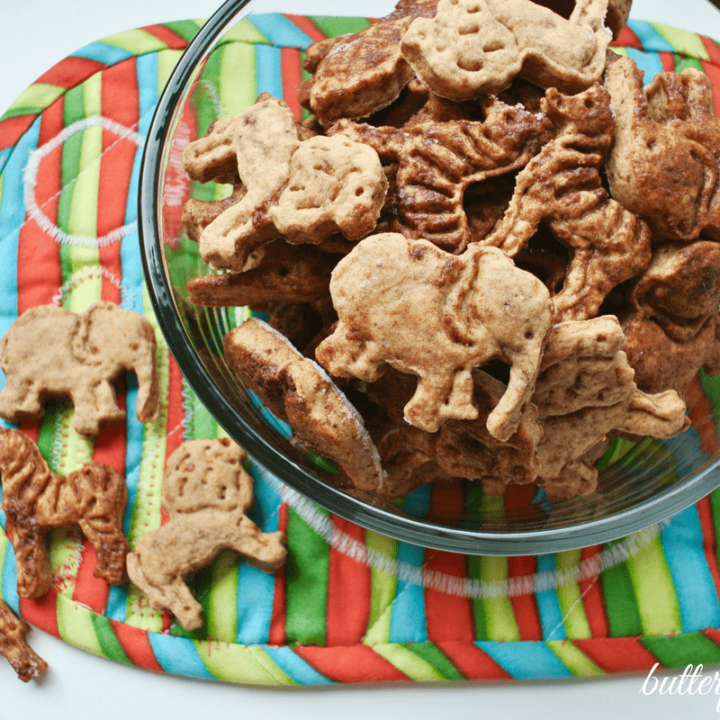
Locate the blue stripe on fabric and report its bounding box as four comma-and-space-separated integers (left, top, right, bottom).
263, 646, 333, 685
148, 634, 216, 679
401, 484, 433, 519
105, 584, 129, 622
0, 117, 41, 334
661, 506, 720, 632
2, 542, 19, 612
535, 554, 566, 640
627, 20, 676, 54
250, 13, 313, 49
71, 42, 134, 67
662, 427, 711, 479
390, 543, 427, 643
255, 45, 284, 100
626, 48, 665, 83
236, 463, 283, 644
476, 641, 573, 679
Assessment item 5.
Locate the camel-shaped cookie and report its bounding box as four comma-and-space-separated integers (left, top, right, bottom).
605, 56, 720, 241
182, 94, 388, 271
0, 428, 128, 599
315, 232, 554, 441
0, 301, 159, 436
401, 0, 611, 100
0, 599, 47, 682
126, 439, 287, 631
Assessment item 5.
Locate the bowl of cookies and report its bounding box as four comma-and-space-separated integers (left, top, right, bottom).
139, 0, 720, 554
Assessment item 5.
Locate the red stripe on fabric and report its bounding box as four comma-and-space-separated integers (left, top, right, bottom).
572, 637, 661, 673
71, 540, 108, 614
436, 640, 512, 680
702, 36, 720, 70
19, 591, 59, 638
507, 555, 542, 641
16, 97, 64, 313
579, 545, 609, 638
18, 421, 41, 445
704, 628, 720, 648
293, 645, 410, 683
660, 52, 676, 72
0, 115, 37, 152
701, 62, 720, 120
281, 48, 304, 121
326, 515, 371, 647
424, 482, 473, 642
611, 26, 642, 50
164, 356, 186, 463
36, 57, 105, 90
98, 58, 140, 302
269, 502, 289, 645
110, 619, 166, 673
283, 14, 329, 43
504, 484, 546, 524
139, 24, 191, 51
696, 496, 720, 603
424, 551, 474, 642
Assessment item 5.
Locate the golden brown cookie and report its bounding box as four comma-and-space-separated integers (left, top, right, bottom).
331, 95, 550, 253
401, 0, 611, 101
0, 600, 47, 682
484, 84, 652, 321
0, 428, 128, 599
305, 0, 439, 125
315, 233, 553, 441
605, 56, 720, 241
619, 241, 720, 395
0, 302, 159, 436
182, 95, 388, 271
224, 318, 385, 493
126, 438, 286, 631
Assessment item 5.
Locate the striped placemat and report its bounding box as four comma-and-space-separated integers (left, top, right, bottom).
2, 15, 720, 684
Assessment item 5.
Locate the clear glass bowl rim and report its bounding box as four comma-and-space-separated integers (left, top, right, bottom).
137, 0, 720, 555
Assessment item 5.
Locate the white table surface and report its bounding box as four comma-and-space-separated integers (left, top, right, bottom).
3, 1, 720, 718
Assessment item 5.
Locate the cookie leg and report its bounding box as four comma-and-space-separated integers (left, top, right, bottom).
0, 381, 43, 421
78, 517, 128, 586
7, 520, 52, 599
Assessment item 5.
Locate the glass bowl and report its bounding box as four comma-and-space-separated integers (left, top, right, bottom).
138, 0, 720, 554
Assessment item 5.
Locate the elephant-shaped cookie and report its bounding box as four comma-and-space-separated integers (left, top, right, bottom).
0, 301, 159, 436
315, 233, 554, 441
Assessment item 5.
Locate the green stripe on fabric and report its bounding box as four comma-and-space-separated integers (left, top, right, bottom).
163, 20, 204, 43
195, 642, 296, 685
363, 531, 398, 645
372, 644, 445, 682
478, 556, 520, 642
609, 46, 629, 57
219, 18, 270, 45
651, 22, 710, 60
556, 550, 591, 639
91, 614, 132, 665
284, 506, 329, 645
157, 49, 184, 95
468, 556, 487, 639
626, 534, 682, 636
710, 489, 720, 577
308, 16, 372, 37
125, 295, 171, 632
601, 557, 643, 637
207, 551, 240, 643
406, 642, 465, 681
674, 56, 705, 74
641, 633, 720, 668
99, 28, 169, 55
56, 597, 103, 657
219, 42, 258, 118
547, 640, 605, 677
8, 83, 65, 112
1, 106, 46, 120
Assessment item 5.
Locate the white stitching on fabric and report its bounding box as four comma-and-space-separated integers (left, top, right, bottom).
22, 116, 145, 249
51, 266, 139, 307
255, 463, 672, 599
